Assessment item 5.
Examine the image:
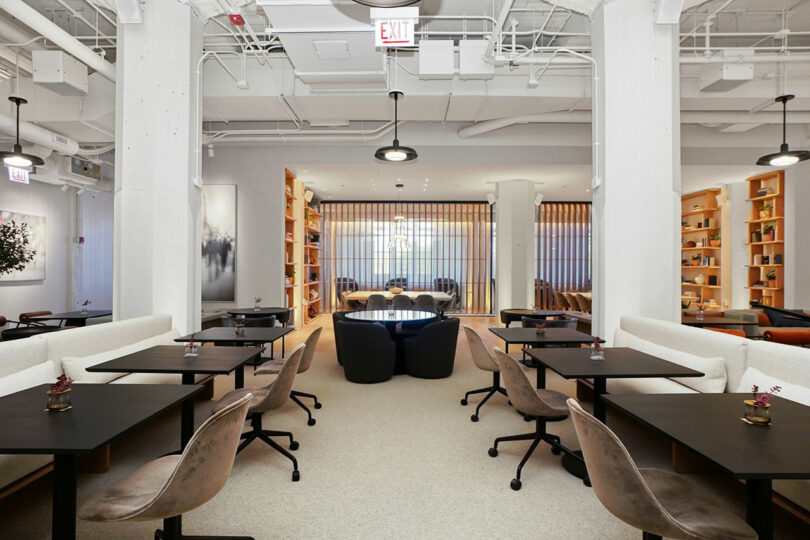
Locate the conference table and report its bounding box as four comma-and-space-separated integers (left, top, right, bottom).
345, 290, 453, 303
0, 384, 202, 540
26, 310, 112, 327
604, 393, 810, 540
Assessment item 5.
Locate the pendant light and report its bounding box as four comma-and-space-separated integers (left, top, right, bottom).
387, 183, 410, 250
756, 94, 810, 167
375, 91, 417, 162
0, 96, 44, 168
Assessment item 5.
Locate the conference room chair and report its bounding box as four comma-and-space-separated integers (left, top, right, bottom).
563, 292, 579, 312
385, 277, 408, 291
434, 277, 461, 310
335, 321, 395, 383
566, 399, 757, 540
256, 326, 323, 426
461, 326, 508, 422
414, 294, 436, 312
335, 277, 359, 306
554, 291, 571, 310
212, 344, 306, 482
520, 317, 577, 330
575, 293, 591, 313
79, 393, 254, 540
488, 349, 586, 490
366, 294, 388, 311
392, 294, 412, 310
403, 318, 460, 379
274, 308, 292, 327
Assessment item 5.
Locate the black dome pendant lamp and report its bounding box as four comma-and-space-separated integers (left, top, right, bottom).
0, 96, 44, 168
756, 94, 810, 167
375, 91, 417, 163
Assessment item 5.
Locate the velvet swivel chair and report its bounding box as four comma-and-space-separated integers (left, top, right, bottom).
385, 277, 408, 291
79, 393, 254, 540
212, 344, 306, 482
461, 326, 508, 422
433, 277, 461, 310
403, 318, 460, 379
554, 291, 571, 310
256, 326, 323, 426
566, 399, 757, 540
521, 317, 577, 330
336, 321, 395, 383
392, 294, 412, 310
366, 294, 388, 311
488, 348, 586, 490
414, 294, 436, 312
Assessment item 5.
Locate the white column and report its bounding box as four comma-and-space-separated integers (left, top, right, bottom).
113, 2, 203, 333
591, 0, 681, 342
495, 180, 536, 319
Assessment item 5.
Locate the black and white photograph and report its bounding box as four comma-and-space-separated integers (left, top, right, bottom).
201, 184, 236, 301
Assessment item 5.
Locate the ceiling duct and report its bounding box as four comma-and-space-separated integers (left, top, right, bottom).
89, 0, 254, 22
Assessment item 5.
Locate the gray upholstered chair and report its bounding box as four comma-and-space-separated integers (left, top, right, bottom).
414, 294, 436, 312
461, 326, 507, 422
366, 294, 387, 311
488, 348, 586, 490
256, 326, 323, 426
212, 343, 305, 482
392, 294, 412, 310
554, 291, 570, 310
566, 399, 757, 540
79, 393, 254, 540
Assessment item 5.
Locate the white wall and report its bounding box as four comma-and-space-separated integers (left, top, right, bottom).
727, 181, 749, 309
785, 161, 810, 308
0, 176, 72, 324
77, 191, 114, 310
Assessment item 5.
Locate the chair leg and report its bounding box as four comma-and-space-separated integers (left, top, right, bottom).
290, 394, 316, 426
491, 432, 536, 450
471, 388, 498, 422
291, 389, 321, 409
642, 533, 662, 540
512, 435, 543, 489
461, 386, 491, 403
156, 515, 254, 540
256, 431, 300, 482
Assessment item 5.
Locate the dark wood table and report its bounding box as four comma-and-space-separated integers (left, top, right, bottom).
500, 309, 565, 327
87, 345, 260, 448
175, 326, 293, 359
681, 316, 759, 328
0, 383, 202, 540
603, 393, 810, 540
227, 307, 289, 319
26, 310, 112, 327
488, 327, 599, 355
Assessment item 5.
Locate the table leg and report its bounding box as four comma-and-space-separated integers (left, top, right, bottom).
66, 318, 85, 327
593, 377, 607, 423
235, 365, 245, 389
180, 373, 195, 449
746, 478, 773, 540
505, 343, 509, 354
281, 335, 286, 358
52, 454, 77, 540
536, 364, 546, 389
269, 341, 275, 360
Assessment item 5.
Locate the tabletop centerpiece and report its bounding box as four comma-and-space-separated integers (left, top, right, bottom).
590, 336, 604, 361
534, 321, 546, 335
80, 299, 91, 315
47, 375, 73, 411
184, 333, 199, 358
743, 384, 781, 425
233, 315, 246, 336
254, 296, 262, 312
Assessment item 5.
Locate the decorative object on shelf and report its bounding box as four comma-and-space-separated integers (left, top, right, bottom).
310, 273, 317, 281
685, 240, 697, 248
184, 334, 199, 358
709, 234, 721, 247
46, 375, 73, 412
743, 384, 781, 425
285, 268, 295, 287
201, 185, 236, 302
708, 275, 718, 286
309, 289, 318, 301
756, 187, 772, 197
761, 255, 770, 265
375, 91, 417, 162
774, 254, 783, 265
0, 97, 45, 168
254, 296, 262, 311
694, 274, 706, 285
765, 270, 777, 288
759, 203, 772, 220
590, 337, 604, 361
751, 230, 762, 243
690, 254, 701, 266
756, 94, 809, 166
691, 204, 701, 210
0, 211, 45, 281
762, 224, 775, 242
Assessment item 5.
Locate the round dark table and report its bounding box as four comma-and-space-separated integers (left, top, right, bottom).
346, 310, 438, 374
500, 309, 565, 327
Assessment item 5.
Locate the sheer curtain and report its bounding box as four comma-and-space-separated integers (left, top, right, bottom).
536, 202, 592, 309
322, 202, 492, 314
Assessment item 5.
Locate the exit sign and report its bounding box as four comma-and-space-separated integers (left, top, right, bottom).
7, 166, 29, 184
371, 7, 418, 48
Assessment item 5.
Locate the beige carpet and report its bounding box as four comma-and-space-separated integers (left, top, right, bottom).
0, 315, 805, 539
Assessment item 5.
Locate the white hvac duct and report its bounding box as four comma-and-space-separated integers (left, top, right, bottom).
0, 111, 80, 154
0, 16, 43, 49
0, 0, 116, 82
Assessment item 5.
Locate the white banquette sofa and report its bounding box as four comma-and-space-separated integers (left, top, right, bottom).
609, 315, 810, 513
0, 314, 207, 493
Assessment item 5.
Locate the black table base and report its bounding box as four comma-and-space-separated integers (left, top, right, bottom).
53, 454, 77, 540
746, 479, 773, 540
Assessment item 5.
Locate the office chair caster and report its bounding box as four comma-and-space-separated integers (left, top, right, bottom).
292, 470, 300, 482
307, 418, 316, 426
551, 446, 562, 455
471, 414, 479, 422
290, 441, 299, 450
583, 477, 591, 487
460, 398, 468, 406
510, 478, 522, 491
488, 447, 498, 457
314, 402, 322, 409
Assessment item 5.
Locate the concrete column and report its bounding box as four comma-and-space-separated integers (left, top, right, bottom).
591, 0, 681, 341
113, 2, 203, 333
495, 180, 536, 319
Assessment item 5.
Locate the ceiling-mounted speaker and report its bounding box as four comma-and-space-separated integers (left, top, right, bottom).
351, 0, 420, 6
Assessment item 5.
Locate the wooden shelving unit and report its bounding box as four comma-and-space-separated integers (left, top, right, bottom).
745, 171, 785, 307
680, 188, 727, 309
303, 198, 322, 324
284, 169, 298, 322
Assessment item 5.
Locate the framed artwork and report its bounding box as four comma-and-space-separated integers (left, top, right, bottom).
0, 210, 46, 281
201, 185, 237, 302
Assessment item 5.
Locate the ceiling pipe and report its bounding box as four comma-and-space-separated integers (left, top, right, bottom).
484, 0, 515, 60
0, 111, 80, 154
0, 15, 43, 50
0, 0, 116, 82
204, 121, 399, 143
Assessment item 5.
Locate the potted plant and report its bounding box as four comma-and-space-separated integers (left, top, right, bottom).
79, 299, 91, 315
765, 269, 777, 288
709, 233, 721, 247
744, 384, 781, 425
0, 220, 36, 276
762, 224, 775, 242
690, 254, 701, 266
285, 268, 295, 286
760, 203, 772, 219
590, 337, 604, 361
184, 333, 199, 358
47, 375, 73, 411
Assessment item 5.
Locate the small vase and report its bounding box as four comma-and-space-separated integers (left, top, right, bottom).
696, 309, 705, 321
590, 347, 604, 361
768, 280, 777, 289
760, 210, 770, 219
184, 345, 199, 358
709, 240, 720, 247
47, 389, 71, 411
535, 327, 545, 335
80, 307, 88, 315
743, 400, 771, 425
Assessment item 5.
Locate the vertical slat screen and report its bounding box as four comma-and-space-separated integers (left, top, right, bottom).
536, 202, 592, 309
322, 202, 492, 314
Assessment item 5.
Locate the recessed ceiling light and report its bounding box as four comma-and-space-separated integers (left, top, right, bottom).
302, 169, 308, 173
585, 189, 590, 192
425, 178, 429, 182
